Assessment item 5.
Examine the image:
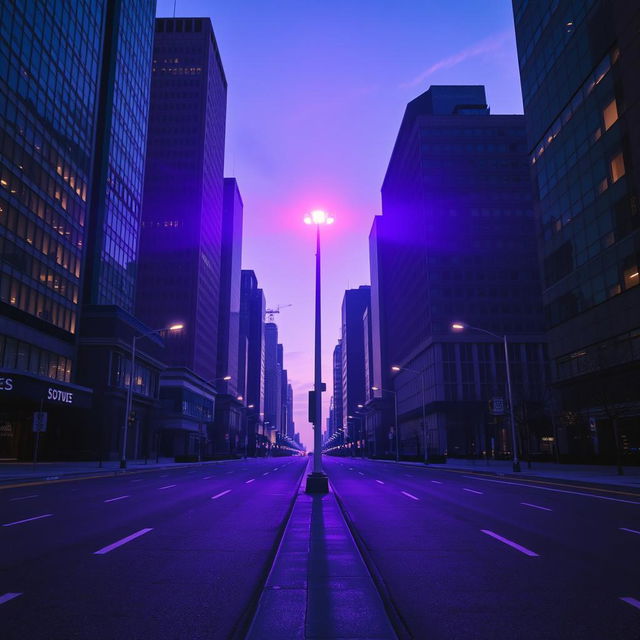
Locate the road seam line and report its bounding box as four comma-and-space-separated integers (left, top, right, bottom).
94, 528, 153, 555
2, 513, 53, 527
481, 529, 539, 557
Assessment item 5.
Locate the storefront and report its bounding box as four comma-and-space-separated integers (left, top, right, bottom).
0, 371, 93, 460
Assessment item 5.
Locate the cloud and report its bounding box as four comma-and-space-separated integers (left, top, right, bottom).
401, 30, 512, 89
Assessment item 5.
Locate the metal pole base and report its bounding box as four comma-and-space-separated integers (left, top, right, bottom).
305, 472, 329, 493
512, 460, 521, 472
120, 460, 127, 469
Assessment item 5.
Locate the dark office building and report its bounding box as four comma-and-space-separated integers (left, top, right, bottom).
213, 178, 244, 454
0, 1, 156, 460
513, 1, 640, 461
264, 323, 281, 441
371, 85, 548, 460
136, 17, 227, 457
331, 340, 343, 438
286, 382, 295, 438
341, 286, 371, 445
239, 269, 266, 455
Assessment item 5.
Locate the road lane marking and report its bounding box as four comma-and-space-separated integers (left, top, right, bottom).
620, 597, 640, 611
212, 490, 232, 500
9, 494, 39, 501
376, 480, 385, 485
246, 479, 255, 484
104, 495, 129, 503
274, 467, 279, 471
462, 475, 640, 505
94, 528, 153, 555
620, 527, 640, 535
481, 530, 539, 557
131, 479, 142, 482
3, 513, 53, 527
349, 468, 354, 471
431, 480, 443, 484
202, 476, 213, 480
358, 472, 365, 476
263, 472, 270, 476
158, 484, 176, 490
226, 471, 234, 474
0, 593, 22, 605
521, 502, 552, 511
463, 488, 483, 495
160, 474, 168, 478
401, 491, 419, 501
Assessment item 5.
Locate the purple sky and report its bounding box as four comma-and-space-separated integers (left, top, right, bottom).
156, 0, 524, 449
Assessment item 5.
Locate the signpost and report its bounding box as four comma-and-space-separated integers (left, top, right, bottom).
32, 411, 47, 467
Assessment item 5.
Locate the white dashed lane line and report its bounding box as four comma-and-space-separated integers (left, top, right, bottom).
620, 527, 640, 535
431, 480, 443, 485
521, 502, 552, 512
358, 472, 365, 476
2, 513, 53, 527
158, 484, 176, 490
481, 529, 539, 557
104, 495, 129, 503
376, 480, 385, 485
263, 472, 270, 476
9, 494, 39, 502
246, 479, 255, 484
463, 488, 483, 495
93, 528, 153, 555
401, 491, 419, 501
620, 597, 640, 611
211, 490, 232, 500
0, 593, 22, 606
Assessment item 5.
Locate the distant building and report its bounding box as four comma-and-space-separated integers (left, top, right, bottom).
341, 286, 371, 446
371, 85, 548, 460
239, 270, 266, 455
264, 323, 281, 440
331, 341, 343, 437
513, 0, 640, 461
214, 178, 244, 454
287, 383, 295, 438
136, 17, 227, 457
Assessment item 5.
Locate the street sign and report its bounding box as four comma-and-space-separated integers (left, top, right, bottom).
489, 397, 505, 416
33, 411, 48, 432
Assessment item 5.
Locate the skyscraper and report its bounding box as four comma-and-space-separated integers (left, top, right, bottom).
513, 0, 640, 460
264, 322, 281, 440
372, 85, 548, 459
331, 341, 343, 438
136, 17, 227, 457
341, 286, 371, 445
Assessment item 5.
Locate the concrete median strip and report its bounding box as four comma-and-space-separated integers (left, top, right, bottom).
481, 529, 539, 557
93, 528, 153, 555
3, 513, 53, 527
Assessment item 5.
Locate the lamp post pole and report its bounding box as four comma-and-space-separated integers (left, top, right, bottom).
305, 210, 333, 493
451, 322, 520, 472
372, 387, 398, 462
392, 366, 428, 464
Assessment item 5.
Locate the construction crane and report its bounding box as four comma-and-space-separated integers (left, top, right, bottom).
265, 304, 292, 322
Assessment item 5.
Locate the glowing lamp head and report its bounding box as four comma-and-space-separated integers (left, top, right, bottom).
371, 386, 379, 391
451, 322, 466, 332
391, 366, 401, 372
237, 395, 243, 401
223, 375, 232, 381
169, 323, 184, 332
304, 209, 334, 225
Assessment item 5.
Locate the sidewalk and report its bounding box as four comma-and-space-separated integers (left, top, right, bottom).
0, 457, 237, 485
375, 457, 640, 490
246, 460, 396, 639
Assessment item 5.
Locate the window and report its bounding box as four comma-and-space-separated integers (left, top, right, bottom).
603, 99, 618, 131
610, 152, 625, 183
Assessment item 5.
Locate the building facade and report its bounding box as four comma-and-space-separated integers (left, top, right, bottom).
136, 17, 227, 457
331, 340, 343, 438
513, 0, 640, 462
372, 85, 548, 460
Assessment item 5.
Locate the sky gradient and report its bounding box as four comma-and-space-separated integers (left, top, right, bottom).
156, 0, 524, 448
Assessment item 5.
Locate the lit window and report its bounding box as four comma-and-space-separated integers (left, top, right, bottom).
610, 152, 625, 182
603, 99, 618, 130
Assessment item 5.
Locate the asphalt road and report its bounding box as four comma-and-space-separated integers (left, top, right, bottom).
0, 457, 306, 640
324, 456, 640, 640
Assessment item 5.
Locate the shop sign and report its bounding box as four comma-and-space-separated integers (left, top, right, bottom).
0, 377, 14, 391
48, 387, 74, 404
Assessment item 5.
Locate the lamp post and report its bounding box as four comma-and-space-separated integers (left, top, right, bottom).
205, 375, 232, 461
304, 209, 334, 493
451, 322, 520, 472
392, 365, 428, 464
372, 386, 398, 462
348, 413, 366, 458
121, 323, 184, 469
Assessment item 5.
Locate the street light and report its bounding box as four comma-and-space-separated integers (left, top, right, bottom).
304, 209, 333, 493
348, 413, 366, 458
451, 321, 520, 472
121, 322, 184, 469
372, 386, 399, 462
392, 365, 428, 464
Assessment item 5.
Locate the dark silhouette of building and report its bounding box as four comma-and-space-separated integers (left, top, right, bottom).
240, 270, 266, 455
331, 341, 343, 438
341, 286, 371, 447
264, 323, 281, 442
513, 0, 640, 462
214, 178, 244, 454
136, 17, 227, 457
371, 85, 548, 460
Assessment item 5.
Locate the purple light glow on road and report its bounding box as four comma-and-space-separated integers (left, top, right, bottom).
156, 0, 524, 448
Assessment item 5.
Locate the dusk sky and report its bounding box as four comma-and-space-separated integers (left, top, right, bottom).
156, 0, 525, 448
